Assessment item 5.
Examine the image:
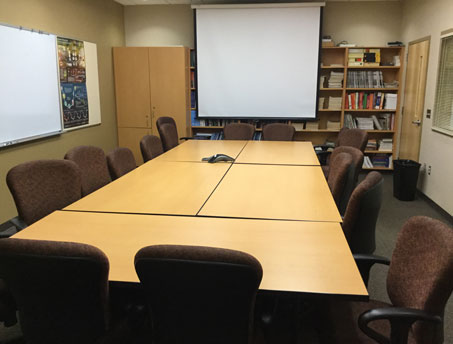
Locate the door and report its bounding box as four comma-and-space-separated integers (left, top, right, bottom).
149, 47, 190, 137
113, 47, 152, 129
399, 39, 430, 161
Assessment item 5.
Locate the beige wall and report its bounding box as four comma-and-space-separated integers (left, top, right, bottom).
400, 0, 453, 215
125, 5, 194, 47
323, 1, 402, 46
124, 2, 401, 48
0, 0, 125, 223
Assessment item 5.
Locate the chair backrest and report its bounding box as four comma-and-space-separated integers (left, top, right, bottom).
329, 146, 364, 214
262, 123, 295, 141
140, 135, 164, 162
327, 152, 353, 207
336, 128, 368, 152
387, 216, 453, 343
156, 117, 179, 151
0, 238, 109, 344
223, 123, 255, 140
342, 171, 383, 254
64, 145, 111, 196
135, 245, 263, 344
6, 160, 82, 225
107, 147, 136, 180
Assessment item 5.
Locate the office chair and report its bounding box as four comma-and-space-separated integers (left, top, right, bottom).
342, 171, 383, 254
320, 216, 453, 344
107, 147, 136, 180
156, 117, 179, 151
317, 128, 368, 165
223, 123, 255, 140
6, 159, 82, 226
135, 244, 263, 344
0, 238, 111, 344
140, 134, 164, 162
327, 152, 353, 208
262, 123, 295, 141
324, 146, 364, 214
64, 145, 111, 196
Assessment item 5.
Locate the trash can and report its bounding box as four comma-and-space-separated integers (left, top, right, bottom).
393, 159, 421, 201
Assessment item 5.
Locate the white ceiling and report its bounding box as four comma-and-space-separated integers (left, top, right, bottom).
115, 0, 399, 5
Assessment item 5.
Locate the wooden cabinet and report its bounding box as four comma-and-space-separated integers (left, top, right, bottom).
113, 47, 190, 164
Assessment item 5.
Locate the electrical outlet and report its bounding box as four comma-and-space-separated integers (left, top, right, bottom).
428, 165, 432, 175
427, 109, 431, 119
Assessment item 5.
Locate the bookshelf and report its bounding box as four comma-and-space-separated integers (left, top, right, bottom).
189, 46, 405, 170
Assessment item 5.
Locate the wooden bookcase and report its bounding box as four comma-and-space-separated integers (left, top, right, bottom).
190, 46, 405, 171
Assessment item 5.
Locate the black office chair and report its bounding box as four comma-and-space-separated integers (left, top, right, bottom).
135, 244, 263, 344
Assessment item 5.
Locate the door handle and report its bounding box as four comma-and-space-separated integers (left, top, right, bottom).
412, 119, 421, 125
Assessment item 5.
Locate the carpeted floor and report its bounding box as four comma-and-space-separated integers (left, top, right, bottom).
0, 173, 451, 343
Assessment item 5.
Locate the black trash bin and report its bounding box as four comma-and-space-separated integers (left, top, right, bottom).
393, 159, 421, 201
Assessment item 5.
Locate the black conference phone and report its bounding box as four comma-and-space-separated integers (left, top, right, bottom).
202, 154, 235, 163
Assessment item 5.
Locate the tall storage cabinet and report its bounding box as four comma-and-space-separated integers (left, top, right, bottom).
113, 47, 191, 164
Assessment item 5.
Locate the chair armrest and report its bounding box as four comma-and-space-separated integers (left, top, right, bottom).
358, 307, 442, 344
180, 136, 194, 141
353, 254, 390, 287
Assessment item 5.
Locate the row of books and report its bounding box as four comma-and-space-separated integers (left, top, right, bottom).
346, 70, 384, 88
363, 154, 393, 168
344, 113, 395, 130
190, 92, 196, 109
193, 131, 263, 141
345, 92, 397, 110
190, 50, 196, 68
319, 96, 343, 110
191, 117, 292, 128
366, 139, 393, 152
349, 48, 381, 67
190, 71, 196, 88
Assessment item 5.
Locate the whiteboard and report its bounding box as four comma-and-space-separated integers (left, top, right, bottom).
0, 23, 102, 148
0, 25, 62, 147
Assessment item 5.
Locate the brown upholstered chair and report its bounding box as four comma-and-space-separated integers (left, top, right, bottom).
336, 127, 369, 152
64, 145, 111, 196
6, 159, 82, 226
323, 146, 364, 214
0, 280, 17, 327
321, 216, 453, 344
140, 135, 164, 162
327, 152, 353, 207
262, 123, 295, 141
0, 238, 110, 344
135, 245, 263, 344
156, 117, 179, 151
342, 171, 383, 254
223, 123, 255, 140
316, 128, 368, 165
107, 147, 136, 180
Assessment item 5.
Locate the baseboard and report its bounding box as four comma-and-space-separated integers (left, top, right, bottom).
417, 190, 453, 226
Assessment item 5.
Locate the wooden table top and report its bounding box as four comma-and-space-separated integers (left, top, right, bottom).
199, 164, 341, 222
65, 160, 230, 216
235, 141, 320, 166
13, 211, 367, 298
156, 139, 248, 162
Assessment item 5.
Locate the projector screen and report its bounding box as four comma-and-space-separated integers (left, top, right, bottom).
0, 24, 62, 147
195, 4, 323, 119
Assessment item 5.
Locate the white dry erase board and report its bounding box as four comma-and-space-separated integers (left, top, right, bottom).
0, 23, 101, 148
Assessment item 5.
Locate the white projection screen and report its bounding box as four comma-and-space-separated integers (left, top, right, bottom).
195, 4, 323, 119
0, 24, 62, 147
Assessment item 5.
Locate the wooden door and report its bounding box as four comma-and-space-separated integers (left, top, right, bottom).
399, 39, 430, 161
113, 48, 152, 129
149, 47, 190, 137
118, 127, 151, 165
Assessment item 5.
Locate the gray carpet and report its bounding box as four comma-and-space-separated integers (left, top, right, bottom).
0, 173, 452, 343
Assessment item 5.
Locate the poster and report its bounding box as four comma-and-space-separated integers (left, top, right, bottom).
57, 37, 89, 129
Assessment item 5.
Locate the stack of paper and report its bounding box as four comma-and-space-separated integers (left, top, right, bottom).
379, 138, 393, 152
355, 117, 374, 130
328, 71, 344, 88
366, 139, 378, 151
328, 96, 342, 110
384, 93, 398, 109
306, 121, 320, 130
327, 120, 341, 130
363, 156, 373, 168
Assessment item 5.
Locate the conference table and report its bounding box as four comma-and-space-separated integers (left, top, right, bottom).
13, 140, 367, 299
